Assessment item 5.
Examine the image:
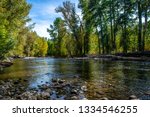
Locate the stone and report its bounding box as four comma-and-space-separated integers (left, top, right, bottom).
41, 92, 50, 99
129, 95, 138, 100
0, 95, 3, 99
0, 80, 5, 85
40, 84, 49, 90
101, 97, 108, 100
71, 96, 78, 100
23, 79, 28, 82
45, 88, 51, 93
71, 89, 78, 95
51, 79, 58, 83
58, 80, 65, 84
81, 98, 88, 100
81, 86, 87, 92
145, 91, 150, 95
73, 75, 79, 78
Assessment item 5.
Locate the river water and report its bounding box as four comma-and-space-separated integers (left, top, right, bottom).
0, 57, 150, 100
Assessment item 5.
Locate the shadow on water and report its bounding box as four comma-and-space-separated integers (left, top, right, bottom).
0, 57, 150, 99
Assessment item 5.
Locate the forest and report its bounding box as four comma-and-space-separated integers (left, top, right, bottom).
0, 0, 150, 59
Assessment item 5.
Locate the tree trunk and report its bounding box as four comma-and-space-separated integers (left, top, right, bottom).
142, 7, 148, 52
138, 1, 142, 52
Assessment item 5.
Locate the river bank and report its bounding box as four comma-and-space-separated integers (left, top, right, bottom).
0, 78, 143, 100
0, 78, 88, 100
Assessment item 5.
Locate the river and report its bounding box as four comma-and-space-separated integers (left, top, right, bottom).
0, 57, 150, 100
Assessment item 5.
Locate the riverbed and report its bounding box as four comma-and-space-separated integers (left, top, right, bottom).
0, 57, 150, 100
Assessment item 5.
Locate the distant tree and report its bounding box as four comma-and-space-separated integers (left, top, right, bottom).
56, 1, 83, 56
47, 17, 66, 56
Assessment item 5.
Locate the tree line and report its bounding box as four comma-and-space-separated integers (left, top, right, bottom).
0, 0, 150, 59
0, 0, 48, 60
47, 0, 150, 57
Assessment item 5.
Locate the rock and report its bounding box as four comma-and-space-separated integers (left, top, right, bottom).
71, 89, 78, 95
14, 81, 19, 85
73, 75, 79, 78
58, 80, 65, 84
40, 84, 49, 90
145, 91, 150, 95
81, 86, 87, 92
101, 97, 109, 100
19, 91, 38, 100
96, 91, 105, 95
81, 98, 88, 100
129, 95, 138, 100
71, 96, 78, 100
41, 92, 50, 99
23, 79, 28, 82
0, 62, 13, 67
52, 79, 58, 83
0, 80, 5, 85
45, 88, 51, 93
0, 95, 3, 99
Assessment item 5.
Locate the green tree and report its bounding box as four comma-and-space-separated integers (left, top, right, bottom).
56, 1, 83, 56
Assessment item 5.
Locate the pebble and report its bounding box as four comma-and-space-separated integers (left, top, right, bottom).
145, 91, 150, 95
71, 89, 78, 95
71, 96, 78, 100
58, 80, 65, 84
101, 97, 109, 100
129, 95, 138, 100
81, 86, 87, 92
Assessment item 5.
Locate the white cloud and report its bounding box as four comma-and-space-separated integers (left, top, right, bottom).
33, 20, 50, 38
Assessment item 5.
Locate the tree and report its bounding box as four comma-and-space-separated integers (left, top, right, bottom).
56, 1, 83, 56
47, 17, 66, 56
0, 0, 31, 59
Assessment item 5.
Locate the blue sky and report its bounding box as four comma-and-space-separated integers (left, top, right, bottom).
27, 0, 80, 38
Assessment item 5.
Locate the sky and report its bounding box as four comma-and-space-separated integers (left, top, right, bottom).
27, 0, 80, 38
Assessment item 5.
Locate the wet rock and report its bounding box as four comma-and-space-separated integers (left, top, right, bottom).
14, 81, 19, 85
81, 86, 87, 92
41, 92, 50, 99
129, 95, 138, 100
45, 88, 51, 93
0, 62, 13, 67
0, 95, 3, 99
73, 75, 79, 78
58, 80, 65, 84
19, 91, 38, 100
71, 96, 78, 100
81, 98, 88, 100
23, 79, 28, 82
52, 79, 58, 83
101, 97, 109, 100
0, 80, 5, 85
145, 91, 150, 95
40, 84, 49, 90
71, 89, 78, 95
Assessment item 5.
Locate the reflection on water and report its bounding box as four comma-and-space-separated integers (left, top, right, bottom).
0, 57, 150, 99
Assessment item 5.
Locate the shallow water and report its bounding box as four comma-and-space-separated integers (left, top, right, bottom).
0, 57, 150, 100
